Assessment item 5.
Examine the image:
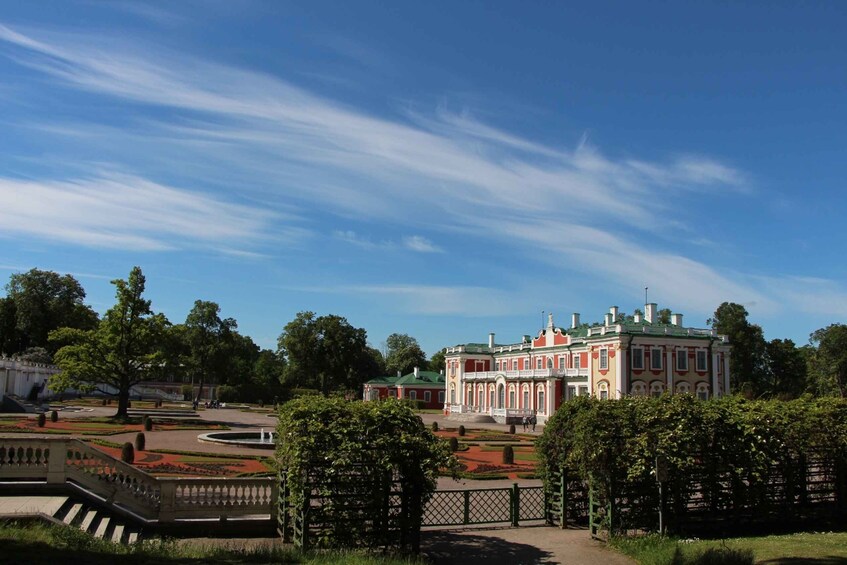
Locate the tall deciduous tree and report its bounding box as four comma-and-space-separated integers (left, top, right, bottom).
808, 324, 847, 397
428, 349, 446, 374
709, 302, 767, 395
278, 311, 373, 396
762, 338, 808, 398
184, 300, 237, 403
49, 267, 168, 419
1, 269, 98, 356
384, 333, 427, 377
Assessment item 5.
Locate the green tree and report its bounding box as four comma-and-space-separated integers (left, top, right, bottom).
428, 349, 446, 374
709, 302, 767, 394
657, 308, 672, 324
384, 333, 427, 376
1, 269, 98, 356
762, 338, 808, 398
184, 300, 237, 402
808, 324, 847, 397
278, 311, 373, 396
49, 267, 168, 419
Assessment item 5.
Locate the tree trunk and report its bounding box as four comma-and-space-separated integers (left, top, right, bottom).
195, 374, 206, 404
115, 383, 131, 420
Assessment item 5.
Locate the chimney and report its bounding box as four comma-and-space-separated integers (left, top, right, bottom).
671, 313, 683, 326
571, 313, 580, 328
634, 311, 642, 323
610, 306, 619, 321
645, 303, 657, 324
414, 366, 419, 378
604, 313, 613, 326
488, 332, 495, 349
397, 370, 401, 378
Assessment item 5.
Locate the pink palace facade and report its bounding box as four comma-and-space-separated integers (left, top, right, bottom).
444, 303, 731, 423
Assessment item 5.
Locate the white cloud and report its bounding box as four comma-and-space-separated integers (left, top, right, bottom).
332, 231, 442, 254
0, 171, 281, 251
2, 24, 837, 321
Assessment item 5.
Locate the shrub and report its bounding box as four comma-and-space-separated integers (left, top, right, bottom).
181, 384, 194, 401
509, 424, 516, 434
143, 416, 153, 431
121, 442, 134, 464
37, 412, 46, 427
502, 445, 514, 464
101, 398, 107, 406
449, 437, 459, 452
135, 432, 145, 451
50, 410, 58, 423
431, 421, 439, 432
217, 384, 238, 403
458, 425, 466, 436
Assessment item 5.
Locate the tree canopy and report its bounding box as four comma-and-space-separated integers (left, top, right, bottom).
183, 300, 237, 402
49, 267, 168, 418
384, 332, 427, 376
278, 311, 376, 396
808, 324, 847, 397
0, 269, 98, 357
710, 302, 767, 394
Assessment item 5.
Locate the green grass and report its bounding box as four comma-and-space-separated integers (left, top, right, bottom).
0, 521, 420, 564
611, 532, 847, 564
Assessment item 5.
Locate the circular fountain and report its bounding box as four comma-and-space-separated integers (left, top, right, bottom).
197, 428, 277, 449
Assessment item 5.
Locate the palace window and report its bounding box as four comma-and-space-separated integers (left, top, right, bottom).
632, 348, 644, 370
522, 389, 529, 408
676, 350, 688, 371
599, 348, 609, 370
559, 355, 566, 369
650, 381, 664, 397
579, 386, 589, 396
696, 382, 710, 400
538, 387, 545, 412
568, 386, 576, 399
630, 381, 647, 396
573, 355, 581, 369
651, 348, 663, 370
676, 381, 691, 394
598, 381, 609, 400
509, 388, 516, 408
536, 357, 543, 369
696, 350, 708, 372
438, 391, 445, 403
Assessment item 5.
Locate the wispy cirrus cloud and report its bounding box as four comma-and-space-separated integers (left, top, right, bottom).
1, 23, 826, 320
333, 231, 442, 253
0, 171, 284, 252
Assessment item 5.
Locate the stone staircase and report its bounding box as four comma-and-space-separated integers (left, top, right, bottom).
0, 495, 143, 545
447, 412, 496, 423
55, 497, 143, 544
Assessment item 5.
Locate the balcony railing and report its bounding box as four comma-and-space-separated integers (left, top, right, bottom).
0, 437, 276, 523
462, 368, 588, 380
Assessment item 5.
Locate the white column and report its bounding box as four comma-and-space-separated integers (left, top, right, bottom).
615, 346, 624, 398
723, 353, 731, 396
588, 349, 594, 396
711, 352, 719, 398
666, 348, 673, 393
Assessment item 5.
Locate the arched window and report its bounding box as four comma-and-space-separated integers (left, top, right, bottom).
370, 389, 379, 401
489, 388, 495, 408
696, 382, 710, 401
498, 384, 505, 408
630, 381, 647, 396
522, 387, 529, 408
598, 381, 609, 400
537, 386, 546, 413
467, 386, 473, 405
650, 381, 664, 397
509, 386, 516, 408
450, 384, 456, 404
547, 358, 553, 369
676, 381, 691, 394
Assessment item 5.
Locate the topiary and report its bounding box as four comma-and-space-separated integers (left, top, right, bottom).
121, 442, 135, 464
101, 398, 107, 406
135, 432, 146, 452
431, 421, 439, 432
37, 412, 46, 427
449, 437, 459, 452
509, 424, 516, 434
143, 415, 153, 431
502, 445, 514, 465
458, 425, 466, 436
258, 399, 264, 408
50, 410, 58, 423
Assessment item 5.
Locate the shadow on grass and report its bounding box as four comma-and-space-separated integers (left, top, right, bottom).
421, 530, 555, 564
758, 559, 847, 565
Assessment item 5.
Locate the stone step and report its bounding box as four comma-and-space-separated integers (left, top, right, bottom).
94, 516, 110, 539
79, 509, 98, 532
62, 502, 83, 525
111, 523, 125, 544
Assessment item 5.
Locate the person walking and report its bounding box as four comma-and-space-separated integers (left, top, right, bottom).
530, 413, 537, 432
522, 415, 528, 432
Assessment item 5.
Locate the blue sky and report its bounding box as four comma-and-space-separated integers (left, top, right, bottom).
1, 1, 845, 356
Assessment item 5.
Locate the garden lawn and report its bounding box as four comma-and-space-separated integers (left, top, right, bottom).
91, 443, 273, 477
612, 532, 847, 564
0, 416, 226, 435
451, 444, 537, 479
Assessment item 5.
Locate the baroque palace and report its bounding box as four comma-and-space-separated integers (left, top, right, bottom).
444, 303, 731, 423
